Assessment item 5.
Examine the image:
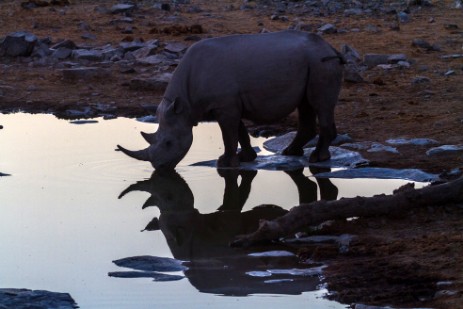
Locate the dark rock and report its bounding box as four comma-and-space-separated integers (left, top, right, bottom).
81, 33, 96, 40
51, 39, 77, 50
71, 49, 104, 61
52, 48, 72, 60
344, 66, 364, 83
31, 40, 51, 58
0, 288, 77, 309
341, 44, 362, 64
363, 53, 390, 68
412, 38, 441, 51
0, 31, 38, 57
119, 40, 145, 52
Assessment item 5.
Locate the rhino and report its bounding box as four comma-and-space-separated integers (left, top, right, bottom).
118, 30, 344, 170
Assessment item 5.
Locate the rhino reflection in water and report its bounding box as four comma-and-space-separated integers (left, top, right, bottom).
117, 30, 344, 170
115, 169, 338, 296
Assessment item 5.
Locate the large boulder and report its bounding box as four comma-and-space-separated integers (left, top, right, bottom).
0, 32, 38, 57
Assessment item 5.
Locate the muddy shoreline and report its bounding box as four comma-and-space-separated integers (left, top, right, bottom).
1, 1, 463, 308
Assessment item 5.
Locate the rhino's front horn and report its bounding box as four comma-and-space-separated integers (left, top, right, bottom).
117, 145, 151, 162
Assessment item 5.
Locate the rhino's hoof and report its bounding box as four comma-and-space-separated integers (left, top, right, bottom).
218, 154, 240, 168
309, 150, 331, 163
238, 149, 257, 162
282, 146, 304, 156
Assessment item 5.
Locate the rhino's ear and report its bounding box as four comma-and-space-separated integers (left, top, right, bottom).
167, 97, 184, 115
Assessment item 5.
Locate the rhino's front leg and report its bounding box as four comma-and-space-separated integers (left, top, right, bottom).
237, 121, 257, 162
217, 116, 240, 168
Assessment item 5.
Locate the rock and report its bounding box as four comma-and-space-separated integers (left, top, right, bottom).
129, 73, 173, 91
110, 3, 135, 14
263, 132, 353, 153
164, 42, 189, 54
341, 44, 362, 64
31, 40, 51, 58
132, 43, 159, 59
386, 138, 439, 146
341, 141, 399, 154
71, 49, 104, 61
367, 142, 399, 154
440, 54, 463, 59
412, 76, 431, 84
316, 167, 439, 182
112, 255, 187, 272
318, 23, 337, 34
137, 115, 158, 123
387, 53, 408, 64
397, 11, 410, 23
0, 288, 77, 309
81, 33, 96, 40
343, 8, 364, 16
119, 40, 145, 52
427, 145, 463, 156
108, 271, 184, 281
363, 54, 390, 68
412, 38, 440, 51
70, 119, 99, 125
64, 107, 94, 118
136, 54, 170, 65
344, 65, 364, 83
192, 146, 369, 170
52, 47, 73, 59
0, 31, 38, 57
51, 39, 77, 50
61, 67, 109, 81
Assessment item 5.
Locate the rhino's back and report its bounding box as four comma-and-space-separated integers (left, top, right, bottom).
169, 31, 340, 122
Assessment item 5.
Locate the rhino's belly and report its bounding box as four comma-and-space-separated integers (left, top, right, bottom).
240, 82, 305, 123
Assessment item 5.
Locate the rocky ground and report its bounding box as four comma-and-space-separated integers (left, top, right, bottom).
1, 0, 463, 308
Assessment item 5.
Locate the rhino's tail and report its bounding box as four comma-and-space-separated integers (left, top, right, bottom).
321, 49, 347, 65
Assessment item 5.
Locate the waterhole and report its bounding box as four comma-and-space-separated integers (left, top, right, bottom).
0, 113, 423, 308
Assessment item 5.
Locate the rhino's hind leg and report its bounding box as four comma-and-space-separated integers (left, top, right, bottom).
282, 102, 317, 156
309, 114, 337, 163
237, 121, 257, 162
216, 112, 241, 168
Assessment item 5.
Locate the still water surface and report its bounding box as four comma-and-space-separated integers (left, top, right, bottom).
0, 113, 416, 308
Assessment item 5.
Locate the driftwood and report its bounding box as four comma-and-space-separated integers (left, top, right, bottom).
232, 177, 463, 247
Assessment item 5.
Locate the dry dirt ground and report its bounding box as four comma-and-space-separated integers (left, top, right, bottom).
1, 1, 462, 308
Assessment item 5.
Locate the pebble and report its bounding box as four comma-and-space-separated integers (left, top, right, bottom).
386, 138, 438, 146
426, 145, 463, 156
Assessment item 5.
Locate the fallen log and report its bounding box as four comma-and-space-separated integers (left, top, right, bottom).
231, 177, 463, 247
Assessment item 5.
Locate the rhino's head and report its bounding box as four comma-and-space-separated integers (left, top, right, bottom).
118, 98, 193, 171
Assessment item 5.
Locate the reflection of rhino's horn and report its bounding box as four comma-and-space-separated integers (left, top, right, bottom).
117, 145, 150, 162
141, 131, 156, 144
